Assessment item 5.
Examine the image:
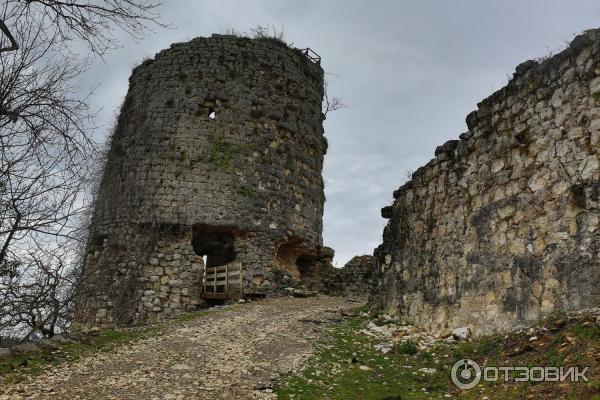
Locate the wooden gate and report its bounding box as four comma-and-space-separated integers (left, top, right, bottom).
201, 261, 244, 300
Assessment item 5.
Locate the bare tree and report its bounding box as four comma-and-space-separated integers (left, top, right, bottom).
0, 8, 93, 268
0, 16, 17, 52
0, 0, 164, 340
0, 0, 164, 55
0, 245, 77, 340
323, 80, 345, 117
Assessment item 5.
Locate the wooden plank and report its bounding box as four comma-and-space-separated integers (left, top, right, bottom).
201, 263, 245, 298
206, 263, 239, 271
204, 269, 235, 275
213, 265, 217, 294
225, 264, 229, 295
201, 292, 244, 300
206, 271, 229, 279
204, 269, 224, 276
205, 265, 226, 271
204, 283, 241, 290
201, 292, 228, 300
205, 268, 240, 279
240, 263, 244, 295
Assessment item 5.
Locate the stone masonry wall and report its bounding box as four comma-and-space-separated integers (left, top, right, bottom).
321, 255, 379, 299
75, 35, 326, 328
375, 29, 600, 334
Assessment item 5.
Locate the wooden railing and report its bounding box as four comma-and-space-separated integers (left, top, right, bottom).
300, 48, 321, 65
202, 262, 244, 299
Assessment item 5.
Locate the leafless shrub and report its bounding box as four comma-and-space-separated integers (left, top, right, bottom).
249, 24, 285, 41
534, 37, 574, 64
221, 24, 286, 42
0, 245, 77, 340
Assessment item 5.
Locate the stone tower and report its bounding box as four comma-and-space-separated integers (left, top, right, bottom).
75, 35, 326, 328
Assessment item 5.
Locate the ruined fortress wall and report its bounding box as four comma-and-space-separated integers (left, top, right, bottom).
75, 35, 326, 327
375, 30, 600, 334
321, 255, 378, 298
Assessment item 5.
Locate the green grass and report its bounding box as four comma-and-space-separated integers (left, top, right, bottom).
172, 310, 210, 322
395, 340, 418, 355
275, 313, 455, 400
0, 308, 217, 385
275, 311, 600, 400
208, 134, 238, 170
476, 334, 503, 356
570, 324, 600, 340
0, 326, 160, 384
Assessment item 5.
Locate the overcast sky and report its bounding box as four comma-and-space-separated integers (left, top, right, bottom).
83, 0, 600, 266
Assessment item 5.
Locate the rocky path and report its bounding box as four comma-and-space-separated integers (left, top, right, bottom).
1, 296, 360, 400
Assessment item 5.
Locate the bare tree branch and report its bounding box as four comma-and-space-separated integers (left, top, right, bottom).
0, 18, 18, 53
323, 81, 345, 117
0, 0, 165, 341
0, 0, 166, 56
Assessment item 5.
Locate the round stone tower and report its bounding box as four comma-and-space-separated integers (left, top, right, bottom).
75, 35, 326, 327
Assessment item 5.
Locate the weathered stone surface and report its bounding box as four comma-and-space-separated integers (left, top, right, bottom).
10, 342, 41, 354
321, 255, 378, 298
381, 206, 393, 219
374, 28, 600, 334
0, 347, 10, 360
452, 327, 472, 341
36, 339, 60, 351
75, 35, 326, 329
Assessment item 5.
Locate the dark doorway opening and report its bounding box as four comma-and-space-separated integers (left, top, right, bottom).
192, 231, 235, 268
296, 256, 316, 277
274, 238, 320, 289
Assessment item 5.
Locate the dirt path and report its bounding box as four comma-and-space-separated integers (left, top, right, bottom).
1, 296, 360, 400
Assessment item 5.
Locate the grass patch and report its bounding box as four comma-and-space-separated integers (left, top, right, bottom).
209, 135, 237, 170
395, 340, 418, 355
0, 326, 160, 385
237, 187, 253, 197
276, 311, 600, 400
275, 312, 454, 400
172, 310, 210, 322
476, 334, 503, 356
570, 324, 600, 340
0, 307, 220, 385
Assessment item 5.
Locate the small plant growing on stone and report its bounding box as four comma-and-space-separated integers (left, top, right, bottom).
395, 340, 418, 355
372, 318, 394, 327
476, 334, 503, 356
221, 24, 286, 44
